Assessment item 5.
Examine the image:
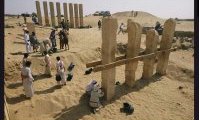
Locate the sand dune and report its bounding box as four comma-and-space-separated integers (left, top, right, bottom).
5, 11, 194, 120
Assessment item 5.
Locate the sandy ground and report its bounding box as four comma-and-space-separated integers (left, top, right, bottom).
5, 11, 194, 120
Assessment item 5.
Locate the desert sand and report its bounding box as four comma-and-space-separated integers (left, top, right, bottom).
5, 11, 194, 120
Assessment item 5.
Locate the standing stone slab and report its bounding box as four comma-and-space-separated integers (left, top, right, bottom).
26, 22, 35, 34
35, 1, 42, 26
156, 19, 176, 75
101, 18, 118, 101
56, 2, 61, 27
79, 4, 83, 27
142, 30, 158, 79
74, 4, 79, 28
125, 19, 142, 87
69, 3, 74, 28
49, 2, 56, 27
63, 3, 68, 21
43, 1, 50, 26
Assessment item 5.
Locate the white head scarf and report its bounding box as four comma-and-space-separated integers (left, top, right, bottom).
86, 80, 97, 92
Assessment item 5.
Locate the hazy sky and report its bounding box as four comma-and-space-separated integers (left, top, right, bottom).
5, 0, 194, 19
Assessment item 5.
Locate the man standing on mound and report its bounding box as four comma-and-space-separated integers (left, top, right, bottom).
44, 51, 52, 77
49, 28, 57, 49
23, 28, 31, 53
21, 53, 29, 83
21, 61, 34, 98
56, 56, 66, 85
98, 20, 101, 30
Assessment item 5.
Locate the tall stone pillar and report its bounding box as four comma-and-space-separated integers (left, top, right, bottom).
156, 19, 176, 75
74, 4, 79, 28
101, 18, 118, 101
125, 19, 142, 87
69, 3, 74, 28
79, 4, 83, 27
43, 1, 50, 26
63, 3, 68, 21
56, 2, 61, 27
142, 30, 158, 79
35, 1, 42, 26
49, 2, 56, 27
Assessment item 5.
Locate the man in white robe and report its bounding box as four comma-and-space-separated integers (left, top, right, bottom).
23, 28, 31, 53
21, 61, 34, 98
56, 56, 66, 85
89, 85, 104, 109
44, 51, 52, 77
21, 53, 29, 82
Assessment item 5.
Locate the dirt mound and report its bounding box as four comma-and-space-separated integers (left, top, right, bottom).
167, 62, 194, 83
112, 11, 158, 18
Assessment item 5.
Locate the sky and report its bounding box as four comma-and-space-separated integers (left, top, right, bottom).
5, 0, 194, 19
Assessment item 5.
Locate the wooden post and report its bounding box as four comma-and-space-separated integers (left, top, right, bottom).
26, 22, 35, 34
74, 4, 79, 28
63, 3, 68, 22
79, 4, 83, 27
43, 1, 50, 26
156, 19, 176, 75
125, 19, 142, 87
49, 2, 56, 27
142, 29, 158, 79
35, 1, 42, 26
69, 3, 74, 28
56, 2, 61, 27
101, 18, 118, 101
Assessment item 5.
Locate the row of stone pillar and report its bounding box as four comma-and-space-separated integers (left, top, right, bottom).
35, 1, 83, 28
101, 18, 176, 100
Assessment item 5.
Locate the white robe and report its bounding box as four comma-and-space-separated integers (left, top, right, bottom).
21, 67, 34, 97
44, 54, 51, 75
89, 88, 104, 108
24, 33, 31, 53
56, 60, 66, 84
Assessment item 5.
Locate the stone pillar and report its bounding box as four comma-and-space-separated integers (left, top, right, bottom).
56, 2, 61, 27
142, 30, 158, 79
156, 19, 176, 75
63, 3, 68, 22
35, 1, 42, 26
125, 19, 142, 87
79, 4, 83, 27
101, 18, 118, 101
43, 1, 50, 26
49, 2, 56, 27
69, 3, 74, 28
74, 4, 79, 28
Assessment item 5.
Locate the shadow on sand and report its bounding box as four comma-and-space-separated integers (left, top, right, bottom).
53, 73, 162, 120
10, 52, 24, 55
6, 94, 30, 104
13, 41, 25, 45
35, 85, 62, 95
33, 74, 51, 81
16, 36, 24, 40
53, 93, 91, 120
7, 82, 22, 89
